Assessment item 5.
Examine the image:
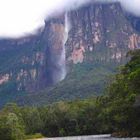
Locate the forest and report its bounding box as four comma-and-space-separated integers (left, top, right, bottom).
0, 49, 140, 140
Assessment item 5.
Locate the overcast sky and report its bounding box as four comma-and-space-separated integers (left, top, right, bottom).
0, 0, 140, 38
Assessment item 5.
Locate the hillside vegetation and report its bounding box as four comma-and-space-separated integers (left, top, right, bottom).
0, 50, 140, 139
17, 62, 116, 106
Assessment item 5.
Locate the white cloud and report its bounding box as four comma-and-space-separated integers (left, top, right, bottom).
0, 0, 91, 38
119, 0, 140, 16
0, 0, 140, 38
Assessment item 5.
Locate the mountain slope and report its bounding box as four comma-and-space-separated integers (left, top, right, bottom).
0, 3, 140, 106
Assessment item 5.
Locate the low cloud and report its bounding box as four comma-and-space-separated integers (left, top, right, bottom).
0, 0, 91, 38
119, 0, 140, 16
0, 0, 140, 38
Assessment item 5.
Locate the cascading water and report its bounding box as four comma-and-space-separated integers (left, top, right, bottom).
44, 13, 70, 86
58, 13, 71, 81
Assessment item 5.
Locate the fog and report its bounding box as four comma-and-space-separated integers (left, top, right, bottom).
120, 0, 140, 16
0, 0, 140, 38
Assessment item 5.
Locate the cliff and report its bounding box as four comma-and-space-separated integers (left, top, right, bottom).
66, 3, 139, 65
0, 3, 140, 106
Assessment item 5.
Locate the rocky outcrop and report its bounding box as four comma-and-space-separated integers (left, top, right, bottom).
69, 46, 85, 64
128, 34, 140, 49
0, 74, 10, 85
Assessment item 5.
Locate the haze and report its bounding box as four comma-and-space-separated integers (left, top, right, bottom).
0, 0, 140, 38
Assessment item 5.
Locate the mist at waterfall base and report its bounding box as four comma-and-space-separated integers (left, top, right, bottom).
43, 13, 70, 85
51, 14, 69, 84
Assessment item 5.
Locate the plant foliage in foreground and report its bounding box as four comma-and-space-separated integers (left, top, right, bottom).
0, 50, 140, 139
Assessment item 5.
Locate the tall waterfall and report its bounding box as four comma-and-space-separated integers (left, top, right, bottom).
58, 13, 70, 81
45, 13, 70, 85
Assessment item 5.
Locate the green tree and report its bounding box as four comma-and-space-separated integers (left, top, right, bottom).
0, 113, 25, 140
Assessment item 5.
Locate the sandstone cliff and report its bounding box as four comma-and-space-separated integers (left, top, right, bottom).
0, 3, 140, 100
66, 3, 140, 66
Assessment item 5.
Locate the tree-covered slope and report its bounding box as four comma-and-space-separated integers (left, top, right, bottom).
0, 49, 140, 139
16, 61, 117, 106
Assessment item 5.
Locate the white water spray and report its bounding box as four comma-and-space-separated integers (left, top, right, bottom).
53, 13, 70, 83
57, 13, 70, 81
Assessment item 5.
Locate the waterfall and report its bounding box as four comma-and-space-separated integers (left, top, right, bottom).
44, 13, 70, 85
58, 13, 70, 81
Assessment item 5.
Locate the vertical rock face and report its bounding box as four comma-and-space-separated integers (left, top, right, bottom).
126, 14, 140, 33
0, 15, 67, 93
66, 3, 140, 67
41, 15, 66, 86
128, 34, 140, 49
0, 3, 140, 95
